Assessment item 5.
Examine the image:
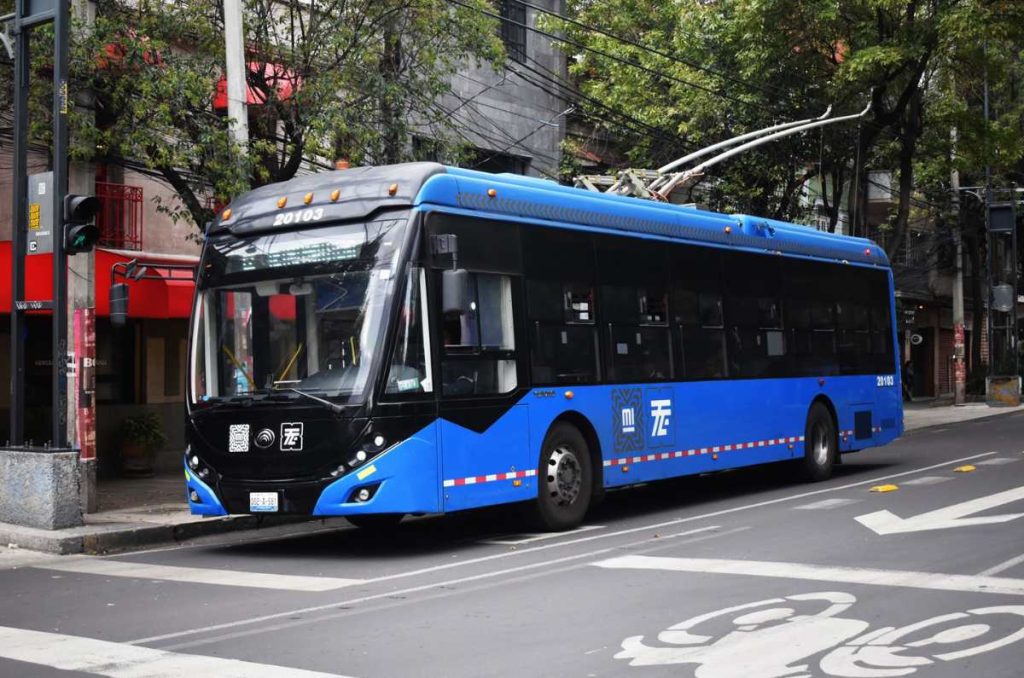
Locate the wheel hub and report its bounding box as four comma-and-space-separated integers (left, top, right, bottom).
812, 422, 830, 466
547, 446, 582, 506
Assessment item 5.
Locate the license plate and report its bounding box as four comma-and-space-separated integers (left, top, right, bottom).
249, 492, 279, 513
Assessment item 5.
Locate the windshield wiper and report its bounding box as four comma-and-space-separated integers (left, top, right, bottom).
286, 387, 344, 415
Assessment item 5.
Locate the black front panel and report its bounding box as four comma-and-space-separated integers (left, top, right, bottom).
219, 479, 326, 514
189, 404, 368, 481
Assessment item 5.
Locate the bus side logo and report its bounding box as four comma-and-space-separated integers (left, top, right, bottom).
645, 388, 675, 448
280, 422, 304, 451
612, 388, 644, 455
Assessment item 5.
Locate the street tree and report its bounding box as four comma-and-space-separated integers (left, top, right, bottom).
4, 0, 504, 233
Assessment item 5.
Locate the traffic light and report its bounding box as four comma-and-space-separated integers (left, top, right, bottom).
63, 194, 101, 254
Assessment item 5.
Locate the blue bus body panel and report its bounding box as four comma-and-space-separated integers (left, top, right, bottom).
185, 462, 229, 516
312, 422, 442, 516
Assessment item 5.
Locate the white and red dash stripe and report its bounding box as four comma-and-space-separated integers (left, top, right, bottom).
443, 468, 537, 488
603, 435, 805, 468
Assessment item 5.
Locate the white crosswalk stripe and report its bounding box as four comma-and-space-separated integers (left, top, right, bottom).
36, 559, 363, 592
0, 625, 355, 677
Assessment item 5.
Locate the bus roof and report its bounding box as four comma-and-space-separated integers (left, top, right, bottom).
213, 162, 888, 268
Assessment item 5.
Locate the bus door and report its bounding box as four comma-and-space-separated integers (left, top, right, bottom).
426, 212, 531, 512
435, 269, 531, 511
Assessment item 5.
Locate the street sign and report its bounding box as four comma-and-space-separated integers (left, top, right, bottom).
988, 202, 1016, 233
27, 171, 53, 254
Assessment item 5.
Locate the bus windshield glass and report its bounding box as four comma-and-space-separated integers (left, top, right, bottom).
190, 214, 409, 406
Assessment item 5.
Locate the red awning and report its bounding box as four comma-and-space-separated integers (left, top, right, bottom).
213, 61, 300, 110
95, 249, 197, 319
0, 243, 196, 319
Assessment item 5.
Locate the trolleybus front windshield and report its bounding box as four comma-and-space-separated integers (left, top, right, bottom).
189, 214, 409, 407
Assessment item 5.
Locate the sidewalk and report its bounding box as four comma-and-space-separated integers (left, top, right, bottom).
1, 471, 350, 555
903, 400, 1024, 431
3, 402, 1022, 555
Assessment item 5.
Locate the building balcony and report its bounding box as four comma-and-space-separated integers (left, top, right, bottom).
96, 182, 143, 251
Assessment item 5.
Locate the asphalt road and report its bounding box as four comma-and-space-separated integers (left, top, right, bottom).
2, 412, 1024, 678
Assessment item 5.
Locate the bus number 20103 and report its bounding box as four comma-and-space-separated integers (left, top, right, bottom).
876, 375, 895, 387
272, 207, 325, 227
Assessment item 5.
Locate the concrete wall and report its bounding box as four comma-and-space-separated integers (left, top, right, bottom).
437, 0, 567, 179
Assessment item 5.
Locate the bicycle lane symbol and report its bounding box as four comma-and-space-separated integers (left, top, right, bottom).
611, 591, 1024, 677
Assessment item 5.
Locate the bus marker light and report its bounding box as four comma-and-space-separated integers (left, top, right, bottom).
221, 208, 232, 221
621, 465, 629, 472
277, 196, 288, 208
304, 192, 314, 205
818, 378, 825, 386
864, 248, 872, 256
564, 391, 574, 400
954, 465, 976, 473
513, 480, 522, 487
388, 183, 398, 196
712, 454, 718, 460
356, 464, 377, 481
870, 484, 899, 493
724, 226, 732, 234
487, 188, 497, 198
330, 189, 340, 202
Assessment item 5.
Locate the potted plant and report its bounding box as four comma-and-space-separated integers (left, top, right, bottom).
119, 411, 167, 477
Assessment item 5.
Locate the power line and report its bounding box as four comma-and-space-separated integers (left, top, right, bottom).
445, 0, 760, 112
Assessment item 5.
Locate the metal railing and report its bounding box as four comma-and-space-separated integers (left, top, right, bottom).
95, 182, 143, 250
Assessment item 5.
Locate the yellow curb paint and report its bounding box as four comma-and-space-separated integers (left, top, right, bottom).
954, 465, 976, 473
870, 484, 899, 493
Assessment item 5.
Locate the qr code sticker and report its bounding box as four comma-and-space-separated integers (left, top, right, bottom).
228, 424, 250, 452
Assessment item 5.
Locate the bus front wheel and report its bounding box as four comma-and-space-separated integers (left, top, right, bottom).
528, 422, 593, 531
799, 403, 836, 482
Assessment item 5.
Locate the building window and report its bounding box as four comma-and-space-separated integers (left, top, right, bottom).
500, 0, 527, 64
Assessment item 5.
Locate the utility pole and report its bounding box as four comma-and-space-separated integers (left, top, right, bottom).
951, 130, 966, 405
223, 0, 249, 148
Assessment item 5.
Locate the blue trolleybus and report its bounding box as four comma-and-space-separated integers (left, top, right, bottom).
185, 162, 903, 529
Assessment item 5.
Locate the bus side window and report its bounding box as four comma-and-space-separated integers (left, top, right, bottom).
439, 272, 517, 396
671, 246, 726, 380
384, 267, 432, 395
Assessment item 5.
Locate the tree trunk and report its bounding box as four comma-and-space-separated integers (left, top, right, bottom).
884, 92, 923, 261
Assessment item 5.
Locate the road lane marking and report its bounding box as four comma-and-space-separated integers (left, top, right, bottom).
36, 559, 363, 592
141, 526, 735, 650
125, 451, 998, 646
794, 498, 860, 510
975, 457, 1021, 466
901, 476, 954, 486
593, 555, 1024, 596
0, 625, 354, 677
482, 525, 605, 545
979, 553, 1024, 577
855, 485, 1024, 535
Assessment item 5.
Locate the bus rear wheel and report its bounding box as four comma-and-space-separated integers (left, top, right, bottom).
528, 423, 593, 531
798, 403, 836, 482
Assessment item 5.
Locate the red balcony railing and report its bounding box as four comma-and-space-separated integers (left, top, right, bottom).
96, 182, 143, 250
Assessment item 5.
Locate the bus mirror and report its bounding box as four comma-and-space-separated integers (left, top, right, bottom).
110, 282, 129, 327
442, 269, 470, 315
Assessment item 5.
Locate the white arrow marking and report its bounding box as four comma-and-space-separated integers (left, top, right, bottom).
855, 485, 1024, 535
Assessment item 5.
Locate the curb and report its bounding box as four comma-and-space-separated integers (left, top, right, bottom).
1, 514, 346, 555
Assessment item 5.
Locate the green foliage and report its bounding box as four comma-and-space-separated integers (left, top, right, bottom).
9, 0, 504, 232
120, 411, 167, 450
555, 0, 1024, 245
